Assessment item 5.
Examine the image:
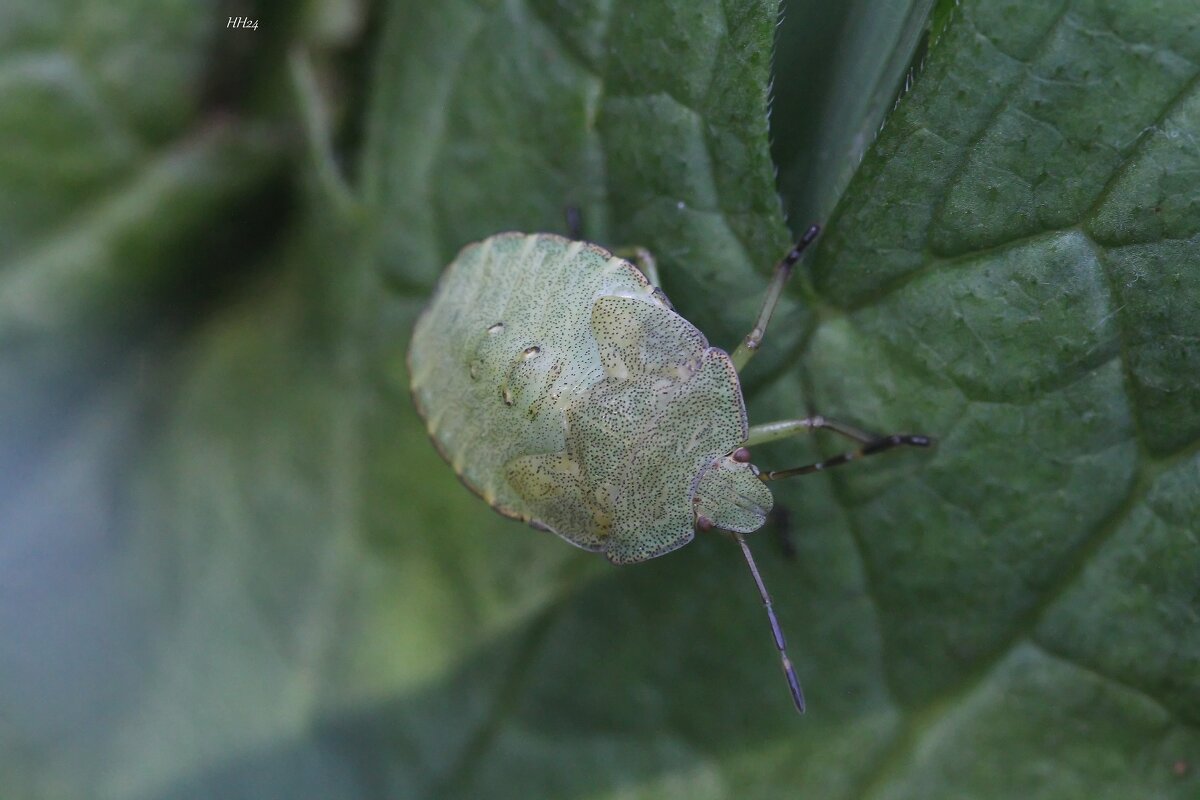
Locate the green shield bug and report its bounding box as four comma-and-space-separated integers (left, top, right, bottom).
408, 225, 931, 713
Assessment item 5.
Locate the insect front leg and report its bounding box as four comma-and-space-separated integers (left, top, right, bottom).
731, 224, 821, 372
745, 415, 932, 481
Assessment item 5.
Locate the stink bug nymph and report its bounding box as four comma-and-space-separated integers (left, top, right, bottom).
407, 225, 931, 713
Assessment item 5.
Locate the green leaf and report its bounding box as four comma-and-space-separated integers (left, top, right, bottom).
772, 0, 937, 226
2, 0, 1198, 798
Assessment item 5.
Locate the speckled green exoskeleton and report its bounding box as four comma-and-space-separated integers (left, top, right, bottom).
408, 226, 931, 713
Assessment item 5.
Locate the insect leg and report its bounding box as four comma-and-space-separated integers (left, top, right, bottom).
565, 206, 584, 239
747, 415, 879, 446
746, 415, 932, 481
732, 531, 806, 713
614, 246, 661, 287
731, 224, 821, 372
769, 505, 797, 560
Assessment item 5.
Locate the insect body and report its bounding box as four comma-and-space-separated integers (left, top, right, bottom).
408, 228, 930, 713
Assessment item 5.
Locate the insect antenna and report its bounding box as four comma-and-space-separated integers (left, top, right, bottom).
732, 531, 806, 713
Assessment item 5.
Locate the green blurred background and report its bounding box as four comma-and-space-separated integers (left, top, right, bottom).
2, 0, 1198, 798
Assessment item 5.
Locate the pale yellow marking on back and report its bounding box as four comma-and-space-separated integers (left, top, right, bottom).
606, 358, 630, 381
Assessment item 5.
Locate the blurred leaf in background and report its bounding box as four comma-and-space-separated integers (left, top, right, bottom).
1, 0, 1197, 798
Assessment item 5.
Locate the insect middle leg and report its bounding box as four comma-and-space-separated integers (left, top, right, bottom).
745, 415, 932, 481
731, 224, 821, 372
